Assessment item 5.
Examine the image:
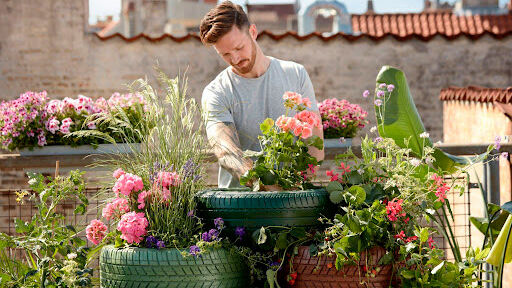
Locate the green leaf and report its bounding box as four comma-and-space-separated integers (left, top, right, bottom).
15, 219, 31, 234
74, 204, 86, 215
257, 227, 267, 245
326, 181, 343, 194
431, 261, 445, 275
346, 185, 366, 206
419, 227, 429, 243
275, 232, 288, 250
243, 150, 264, 158
329, 190, 344, 204
401, 269, 416, 279
261, 170, 277, 185
289, 227, 306, 239
375, 66, 489, 173
260, 118, 274, 135
305, 136, 324, 150
347, 171, 363, 185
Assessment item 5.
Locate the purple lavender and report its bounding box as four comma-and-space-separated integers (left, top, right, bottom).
182, 159, 199, 178
214, 217, 224, 230
189, 245, 200, 257
187, 210, 195, 217
156, 240, 165, 249
269, 261, 281, 271
235, 226, 246, 240
145, 236, 157, 248
201, 231, 211, 242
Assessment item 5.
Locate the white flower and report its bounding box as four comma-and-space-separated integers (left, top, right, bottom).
409, 158, 421, 167
28, 178, 38, 186
425, 156, 434, 164
419, 132, 430, 139
370, 126, 377, 133
357, 168, 364, 175
67, 253, 77, 259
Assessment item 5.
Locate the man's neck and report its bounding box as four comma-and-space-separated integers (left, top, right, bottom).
232, 52, 270, 79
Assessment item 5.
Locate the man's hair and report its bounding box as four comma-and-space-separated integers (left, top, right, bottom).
200, 1, 250, 46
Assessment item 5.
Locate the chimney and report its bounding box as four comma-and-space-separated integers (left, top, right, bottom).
367, 0, 374, 14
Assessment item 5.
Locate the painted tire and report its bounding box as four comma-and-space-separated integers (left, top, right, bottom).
100, 245, 249, 288
195, 188, 334, 230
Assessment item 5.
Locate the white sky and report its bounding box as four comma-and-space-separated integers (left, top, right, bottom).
89, 0, 510, 24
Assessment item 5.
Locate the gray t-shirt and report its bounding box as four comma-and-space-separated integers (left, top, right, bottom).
202, 56, 318, 188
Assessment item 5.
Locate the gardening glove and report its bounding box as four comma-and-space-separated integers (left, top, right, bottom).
486, 214, 512, 266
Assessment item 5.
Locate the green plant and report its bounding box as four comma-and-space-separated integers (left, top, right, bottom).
240, 91, 323, 191
0, 170, 93, 288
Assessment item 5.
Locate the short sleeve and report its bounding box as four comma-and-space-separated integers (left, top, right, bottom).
299, 66, 319, 112
202, 86, 234, 131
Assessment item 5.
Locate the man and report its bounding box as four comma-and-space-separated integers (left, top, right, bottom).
200, 1, 324, 189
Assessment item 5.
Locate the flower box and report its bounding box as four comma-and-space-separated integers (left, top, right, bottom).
323, 137, 352, 149
18, 143, 139, 156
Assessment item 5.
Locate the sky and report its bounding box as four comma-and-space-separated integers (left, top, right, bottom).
89, 0, 510, 24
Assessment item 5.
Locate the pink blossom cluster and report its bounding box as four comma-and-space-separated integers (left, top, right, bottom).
326, 163, 351, 182
0, 91, 147, 150
386, 198, 406, 222
112, 172, 144, 197
102, 197, 130, 220
276, 110, 320, 139
394, 230, 418, 243
117, 211, 149, 244
318, 98, 368, 138
283, 91, 312, 109
86, 219, 108, 245
430, 174, 449, 203
0, 91, 48, 148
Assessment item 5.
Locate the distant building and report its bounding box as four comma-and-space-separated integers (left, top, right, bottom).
454, 0, 509, 16
246, 1, 299, 33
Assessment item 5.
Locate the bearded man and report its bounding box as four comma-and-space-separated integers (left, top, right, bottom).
200, 1, 324, 190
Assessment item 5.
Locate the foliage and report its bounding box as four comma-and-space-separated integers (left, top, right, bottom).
0, 171, 93, 288
240, 91, 323, 191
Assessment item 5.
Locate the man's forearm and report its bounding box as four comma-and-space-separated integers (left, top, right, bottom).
208, 122, 253, 180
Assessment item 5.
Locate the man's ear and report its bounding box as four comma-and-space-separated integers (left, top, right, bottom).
249, 24, 258, 40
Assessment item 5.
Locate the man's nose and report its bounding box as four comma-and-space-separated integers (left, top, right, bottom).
231, 53, 241, 65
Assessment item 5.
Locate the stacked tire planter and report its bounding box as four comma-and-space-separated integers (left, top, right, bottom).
195, 188, 334, 231
100, 245, 249, 288
284, 246, 398, 288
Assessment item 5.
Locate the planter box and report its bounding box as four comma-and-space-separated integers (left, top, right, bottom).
18, 143, 139, 156
100, 245, 248, 288
284, 246, 398, 288
323, 138, 352, 149
195, 188, 334, 231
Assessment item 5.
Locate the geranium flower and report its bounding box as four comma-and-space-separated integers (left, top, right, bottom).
102, 197, 130, 220
117, 212, 149, 244
86, 219, 107, 245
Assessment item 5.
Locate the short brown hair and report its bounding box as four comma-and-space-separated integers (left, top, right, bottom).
199, 1, 250, 46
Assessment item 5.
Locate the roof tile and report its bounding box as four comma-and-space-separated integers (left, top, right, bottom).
439, 86, 512, 104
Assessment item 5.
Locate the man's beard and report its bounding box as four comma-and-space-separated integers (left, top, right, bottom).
233, 39, 257, 75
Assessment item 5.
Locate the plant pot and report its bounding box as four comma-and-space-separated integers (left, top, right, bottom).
18, 143, 139, 156
195, 188, 334, 231
323, 138, 352, 149
283, 246, 397, 288
99, 245, 249, 288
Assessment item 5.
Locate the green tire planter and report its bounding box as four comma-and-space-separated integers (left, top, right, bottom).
100, 245, 249, 288
195, 188, 334, 230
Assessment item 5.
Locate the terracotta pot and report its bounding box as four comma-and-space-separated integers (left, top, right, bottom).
283, 246, 399, 288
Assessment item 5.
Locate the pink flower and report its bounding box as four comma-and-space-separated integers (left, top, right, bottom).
394, 231, 406, 241
37, 132, 46, 146
46, 117, 60, 134
102, 198, 130, 220
283, 91, 303, 107
86, 122, 96, 129
295, 110, 321, 128
113, 168, 125, 179
113, 173, 144, 197
300, 125, 313, 139
276, 116, 298, 133
117, 212, 148, 244
137, 190, 150, 209
155, 171, 181, 189
302, 97, 312, 108
430, 174, 449, 203
86, 219, 107, 245
60, 123, 71, 134
362, 90, 370, 98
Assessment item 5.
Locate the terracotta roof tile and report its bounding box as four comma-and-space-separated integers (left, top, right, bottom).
439, 86, 512, 104
96, 12, 512, 42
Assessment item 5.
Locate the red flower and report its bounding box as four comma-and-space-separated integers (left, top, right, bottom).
405, 236, 418, 243
326, 170, 341, 182
394, 230, 406, 241
386, 198, 406, 222
428, 237, 436, 249
338, 162, 351, 175
288, 272, 298, 286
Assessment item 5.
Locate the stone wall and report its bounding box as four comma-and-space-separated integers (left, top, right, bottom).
2, 1, 512, 143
